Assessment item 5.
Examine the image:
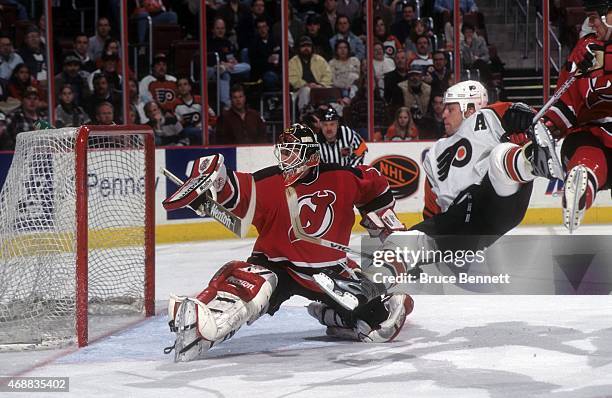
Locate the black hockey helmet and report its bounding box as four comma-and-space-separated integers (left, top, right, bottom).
274, 123, 321, 186
321, 106, 340, 122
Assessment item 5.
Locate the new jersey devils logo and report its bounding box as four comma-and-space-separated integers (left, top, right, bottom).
289, 190, 337, 242
586, 76, 612, 109
437, 138, 472, 181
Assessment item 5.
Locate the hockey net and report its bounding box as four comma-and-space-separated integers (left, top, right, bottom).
0, 125, 155, 349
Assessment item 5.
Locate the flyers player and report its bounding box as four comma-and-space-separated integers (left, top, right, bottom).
315, 80, 548, 311
163, 124, 413, 361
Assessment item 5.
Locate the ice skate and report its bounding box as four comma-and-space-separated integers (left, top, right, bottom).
563, 165, 595, 233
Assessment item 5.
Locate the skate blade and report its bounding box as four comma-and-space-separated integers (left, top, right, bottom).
313, 273, 359, 311
563, 166, 588, 234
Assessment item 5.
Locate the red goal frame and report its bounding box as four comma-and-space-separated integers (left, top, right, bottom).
74, 125, 156, 347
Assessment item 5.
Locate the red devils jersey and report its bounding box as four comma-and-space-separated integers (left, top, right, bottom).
544, 37, 612, 147
216, 164, 393, 291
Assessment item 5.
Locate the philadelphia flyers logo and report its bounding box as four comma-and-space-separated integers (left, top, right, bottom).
437, 138, 472, 181
289, 190, 336, 242
586, 76, 612, 109
155, 88, 176, 104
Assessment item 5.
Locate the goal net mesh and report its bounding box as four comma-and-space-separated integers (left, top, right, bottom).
0, 127, 148, 347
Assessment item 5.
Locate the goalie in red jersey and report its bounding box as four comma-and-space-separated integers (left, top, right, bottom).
162, 124, 413, 362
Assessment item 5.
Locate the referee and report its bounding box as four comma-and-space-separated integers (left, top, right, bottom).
317, 107, 368, 166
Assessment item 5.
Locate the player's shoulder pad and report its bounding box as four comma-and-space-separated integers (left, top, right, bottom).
253, 165, 282, 182
319, 162, 363, 178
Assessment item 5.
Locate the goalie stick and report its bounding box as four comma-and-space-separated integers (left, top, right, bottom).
162, 168, 255, 238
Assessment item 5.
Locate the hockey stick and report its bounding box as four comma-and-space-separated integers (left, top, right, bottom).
162, 168, 255, 238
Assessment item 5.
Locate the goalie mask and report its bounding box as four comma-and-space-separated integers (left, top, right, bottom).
274, 123, 321, 186
444, 80, 488, 118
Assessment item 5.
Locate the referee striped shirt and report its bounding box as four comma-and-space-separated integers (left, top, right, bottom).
318, 125, 368, 167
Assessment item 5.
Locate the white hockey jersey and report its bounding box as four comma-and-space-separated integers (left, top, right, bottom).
423, 105, 507, 213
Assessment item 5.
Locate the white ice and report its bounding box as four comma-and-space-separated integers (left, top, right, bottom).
3, 226, 612, 398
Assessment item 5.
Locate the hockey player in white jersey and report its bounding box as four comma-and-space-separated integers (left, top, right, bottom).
315, 80, 553, 311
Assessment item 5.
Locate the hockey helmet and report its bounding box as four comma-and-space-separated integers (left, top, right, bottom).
321, 106, 340, 122
274, 123, 321, 186
444, 80, 488, 117
582, 0, 612, 39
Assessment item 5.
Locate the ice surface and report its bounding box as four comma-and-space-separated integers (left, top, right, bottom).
3, 226, 612, 397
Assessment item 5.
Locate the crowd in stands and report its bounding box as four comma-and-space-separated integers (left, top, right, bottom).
0, 0, 502, 150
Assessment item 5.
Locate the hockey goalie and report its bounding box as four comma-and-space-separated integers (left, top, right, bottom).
162, 124, 413, 362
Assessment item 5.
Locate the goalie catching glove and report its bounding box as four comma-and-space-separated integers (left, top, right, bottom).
162, 154, 228, 215
307, 294, 414, 343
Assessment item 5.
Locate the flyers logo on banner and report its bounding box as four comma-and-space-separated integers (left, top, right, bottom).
370, 155, 420, 199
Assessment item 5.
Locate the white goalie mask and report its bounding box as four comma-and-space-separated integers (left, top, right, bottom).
444, 80, 489, 118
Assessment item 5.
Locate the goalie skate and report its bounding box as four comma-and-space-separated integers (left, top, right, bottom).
171, 299, 212, 362
313, 270, 386, 311
563, 165, 590, 234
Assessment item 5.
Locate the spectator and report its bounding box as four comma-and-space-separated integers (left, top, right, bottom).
0, 111, 10, 150
215, 84, 267, 144
0, 34, 23, 81
144, 100, 189, 146
171, 77, 203, 145
418, 94, 445, 139
460, 23, 490, 82
384, 50, 408, 106
336, 0, 361, 24
129, 77, 147, 123
6, 86, 46, 148
55, 84, 91, 128
55, 55, 91, 106
428, 51, 452, 96
88, 17, 112, 61
85, 74, 122, 122
133, 0, 178, 44
405, 19, 433, 54
94, 101, 115, 125
434, 0, 478, 19
407, 34, 434, 73
373, 41, 395, 100
139, 53, 177, 111
70, 33, 96, 74
398, 66, 431, 117
249, 17, 281, 91
328, 39, 360, 105
0, 1, 28, 21
385, 106, 418, 141
208, 18, 251, 109
374, 16, 402, 59
88, 52, 123, 92
288, 36, 332, 113
18, 26, 47, 82
329, 15, 365, 60
304, 14, 333, 60
273, 5, 304, 57
391, 4, 417, 45
320, 0, 339, 39
317, 106, 367, 167
95, 38, 120, 69
216, 0, 249, 45
8, 63, 41, 101
373, 0, 394, 29
237, 0, 271, 50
